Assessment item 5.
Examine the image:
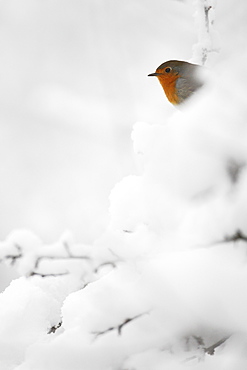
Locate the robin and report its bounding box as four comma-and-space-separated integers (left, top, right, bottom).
148, 60, 204, 105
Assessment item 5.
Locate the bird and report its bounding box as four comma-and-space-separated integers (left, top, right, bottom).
148, 60, 204, 105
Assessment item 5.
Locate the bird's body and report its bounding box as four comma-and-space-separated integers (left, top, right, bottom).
148, 60, 203, 105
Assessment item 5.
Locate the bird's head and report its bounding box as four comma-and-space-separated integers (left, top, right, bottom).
148, 60, 203, 105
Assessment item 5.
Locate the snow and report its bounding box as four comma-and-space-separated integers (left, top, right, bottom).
0, 276, 71, 370
0, 0, 247, 369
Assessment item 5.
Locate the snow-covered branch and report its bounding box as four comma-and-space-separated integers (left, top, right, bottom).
192, 0, 220, 65
0, 230, 117, 283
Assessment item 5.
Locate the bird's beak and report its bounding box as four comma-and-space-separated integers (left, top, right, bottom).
148, 72, 161, 77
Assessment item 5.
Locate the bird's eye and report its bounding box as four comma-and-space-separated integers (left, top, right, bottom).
165, 67, 171, 73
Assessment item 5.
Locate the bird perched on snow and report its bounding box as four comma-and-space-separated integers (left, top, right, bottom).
148, 60, 204, 105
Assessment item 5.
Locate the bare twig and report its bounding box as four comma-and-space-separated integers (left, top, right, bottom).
34, 254, 90, 270
94, 261, 116, 274
204, 336, 230, 355
3, 244, 22, 265
210, 229, 247, 247
223, 230, 247, 243
29, 271, 69, 278
92, 312, 148, 339
184, 335, 230, 362
48, 321, 62, 334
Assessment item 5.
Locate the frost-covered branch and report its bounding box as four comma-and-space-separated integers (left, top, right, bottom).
193, 0, 220, 65
0, 230, 115, 281
34, 243, 90, 271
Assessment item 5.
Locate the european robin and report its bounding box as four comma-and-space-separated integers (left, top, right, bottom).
148, 60, 203, 105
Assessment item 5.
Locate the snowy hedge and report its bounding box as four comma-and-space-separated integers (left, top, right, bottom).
1, 0, 247, 369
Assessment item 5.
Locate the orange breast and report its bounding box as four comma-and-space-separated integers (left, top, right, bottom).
157, 74, 180, 105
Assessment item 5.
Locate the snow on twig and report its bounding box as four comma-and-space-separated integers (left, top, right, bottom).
192, 0, 220, 65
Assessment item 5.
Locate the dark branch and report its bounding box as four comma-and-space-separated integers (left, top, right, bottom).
204, 5, 212, 33
29, 271, 69, 278
204, 336, 230, 355
3, 244, 22, 265
184, 335, 230, 362
94, 261, 116, 274
34, 254, 90, 269
223, 229, 247, 243
117, 317, 137, 335
226, 160, 245, 184
48, 321, 62, 334
192, 335, 205, 347
92, 313, 147, 339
